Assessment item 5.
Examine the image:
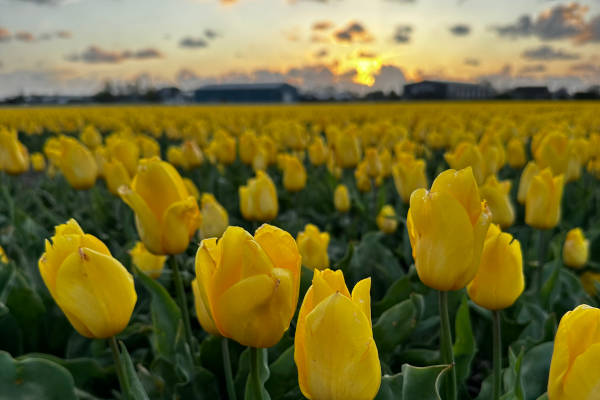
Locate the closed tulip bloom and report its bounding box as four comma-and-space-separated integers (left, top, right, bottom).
335, 132, 361, 168
297, 224, 330, 270
334, 184, 351, 212
548, 304, 600, 399
283, 156, 307, 192
444, 142, 486, 185
364, 148, 382, 178
308, 137, 328, 166
30, 152, 46, 172
480, 175, 515, 228
182, 178, 201, 201
252, 146, 269, 171
563, 228, 589, 269
467, 224, 524, 310
392, 153, 428, 204
119, 157, 201, 255
479, 140, 506, 178
181, 140, 204, 169
50, 136, 98, 190
525, 168, 564, 230
106, 137, 139, 177
239, 130, 259, 165
295, 269, 380, 400
239, 171, 279, 221
104, 159, 131, 196
407, 167, 492, 291
534, 132, 569, 176
506, 138, 527, 169
129, 241, 167, 279
167, 146, 186, 168
79, 125, 102, 150
379, 149, 392, 178
0, 128, 29, 175
376, 205, 398, 234
194, 224, 301, 347
517, 161, 540, 204
199, 193, 229, 239
216, 135, 237, 165
38, 219, 136, 338
137, 135, 161, 158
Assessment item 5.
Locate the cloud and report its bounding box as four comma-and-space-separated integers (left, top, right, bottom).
205, 29, 218, 39
312, 21, 333, 31
357, 50, 377, 58
449, 24, 470, 36
393, 25, 412, 43
464, 58, 480, 66
577, 15, 600, 43
66, 46, 163, 63
0, 28, 11, 42
179, 37, 208, 48
15, 31, 35, 42
519, 64, 546, 74
521, 45, 580, 60
310, 34, 329, 43
569, 62, 600, 75
56, 30, 72, 39
333, 21, 373, 43
0, 68, 101, 99
10, 0, 69, 5
314, 48, 329, 58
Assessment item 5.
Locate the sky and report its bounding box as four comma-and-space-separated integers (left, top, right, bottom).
0, 0, 599, 98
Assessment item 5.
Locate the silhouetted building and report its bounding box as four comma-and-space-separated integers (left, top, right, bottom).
194, 83, 299, 103
510, 86, 551, 100
403, 80, 494, 100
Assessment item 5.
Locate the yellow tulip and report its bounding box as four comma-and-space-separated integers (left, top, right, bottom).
588, 158, 600, 179
239, 171, 279, 221
199, 193, 229, 239
355, 163, 372, 192
79, 125, 102, 150
283, 155, 307, 192
30, 152, 46, 172
525, 168, 564, 230
327, 153, 342, 179
506, 138, 527, 169
297, 224, 330, 270
239, 130, 259, 165
49, 136, 98, 190
444, 142, 486, 185
167, 146, 186, 168
335, 131, 361, 168
517, 161, 540, 205
0, 128, 29, 175
407, 167, 492, 291
467, 224, 523, 310
0, 245, 8, 264
181, 140, 204, 169
376, 205, 398, 234
563, 228, 589, 269
215, 134, 237, 165
137, 135, 161, 158
182, 177, 201, 201
103, 159, 131, 196
364, 148, 382, 178
295, 269, 380, 400
479, 175, 515, 228
308, 137, 328, 166
548, 304, 600, 399
252, 146, 269, 172
334, 184, 351, 213
534, 131, 569, 176
129, 241, 167, 279
106, 137, 139, 177
479, 139, 505, 178
392, 153, 428, 204
38, 219, 136, 338
193, 224, 301, 347
119, 157, 201, 255
379, 149, 392, 178
580, 272, 600, 296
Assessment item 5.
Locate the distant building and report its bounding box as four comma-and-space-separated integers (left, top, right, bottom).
510, 86, 551, 100
194, 83, 299, 103
403, 80, 494, 100
157, 87, 186, 103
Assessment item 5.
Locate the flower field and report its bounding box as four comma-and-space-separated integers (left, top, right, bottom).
0, 102, 599, 400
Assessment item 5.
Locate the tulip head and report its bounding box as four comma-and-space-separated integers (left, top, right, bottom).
0, 245, 8, 264
480, 175, 515, 228
525, 168, 564, 230
30, 152, 46, 172
182, 178, 201, 201
506, 138, 527, 169
376, 205, 398, 234
79, 126, 102, 149
50, 136, 98, 190
193, 224, 301, 347
308, 137, 328, 166
239, 171, 279, 222
181, 140, 204, 169
104, 159, 131, 196
392, 153, 428, 204
129, 241, 167, 279
335, 131, 362, 168
534, 131, 569, 176
334, 184, 351, 213
294, 269, 380, 400
199, 193, 229, 239
444, 142, 486, 185
38, 219, 136, 338
580, 272, 600, 296
282, 155, 307, 192
517, 161, 540, 205
407, 167, 492, 291
297, 224, 330, 270
364, 148, 382, 178
0, 128, 30, 175
563, 228, 589, 269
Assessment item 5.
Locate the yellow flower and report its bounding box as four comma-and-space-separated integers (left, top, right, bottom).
506, 138, 527, 169
119, 157, 201, 255
129, 241, 167, 279
364, 148, 382, 178
548, 304, 600, 399
137, 135, 161, 158
167, 146, 186, 168
182, 178, 201, 201
239, 130, 259, 165
563, 228, 589, 269
407, 167, 491, 291
534, 131, 569, 177
0, 128, 30, 175
580, 272, 600, 296
297, 224, 330, 270
215, 133, 237, 165
334, 184, 351, 213
355, 162, 372, 192
30, 152, 46, 172
376, 205, 398, 234
79, 125, 102, 150
467, 224, 523, 310
199, 193, 229, 239
103, 159, 131, 196
479, 175, 515, 228
193, 224, 301, 347
294, 269, 380, 400
181, 140, 204, 169
106, 136, 139, 177
239, 171, 279, 222
49, 136, 98, 190
379, 149, 392, 178
38, 219, 136, 338
308, 137, 328, 166
282, 155, 307, 192
517, 161, 540, 205
0, 245, 8, 264
525, 168, 564, 230
444, 142, 486, 185
335, 131, 361, 168
392, 153, 428, 204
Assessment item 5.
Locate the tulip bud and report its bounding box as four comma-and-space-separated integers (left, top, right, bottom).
563, 228, 589, 269
308, 137, 328, 166
506, 138, 526, 169
104, 159, 131, 196
239, 131, 259, 165
548, 304, 600, 399
364, 148, 382, 178
30, 152, 46, 172
407, 167, 492, 291
392, 153, 428, 204
239, 171, 279, 221
79, 125, 102, 150
355, 162, 372, 192
38, 219, 136, 338
534, 131, 569, 177
295, 269, 381, 400
444, 142, 486, 185
376, 205, 398, 234
119, 157, 201, 255
49, 136, 98, 190
335, 131, 361, 168
129, 241, 167, 279
106, 136, 139, 177
181, 140, 204, 169
296, 224, 330, 270
0, 128, 30, 175
467, 224, 523, 310
480, 175, 515, 228
182, 178, 201, 201
479, 140, 505, 178
137, 135, 161, 158
282, 155, 307, 192
334, 184, 351, 213
167, 146, 186, 168
193, 224, 301, 347
517, 161, 540, 205
199, 193, 229, 239
525, 168, 564, 230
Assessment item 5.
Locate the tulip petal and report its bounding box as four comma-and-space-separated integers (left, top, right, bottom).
562, 343, 600, 399
351, 278, 372, 324
119, 185, 163, 254
162, 196, 201, 254
431, 167, 481, 225
295, 286, 314, 398
312, 269, 351, 305
192, 278, 219, 335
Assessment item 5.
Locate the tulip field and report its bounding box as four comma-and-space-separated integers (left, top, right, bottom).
1, 102, 600, 400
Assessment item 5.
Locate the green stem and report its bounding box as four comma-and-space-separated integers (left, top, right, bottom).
536, 229, 547, 292
250, 347, 265, 400
221, 338, 237, 400
169, 255, 194, 352
438, 291, 457, 400
492, 310, 502, 400
109, 336, 130, 397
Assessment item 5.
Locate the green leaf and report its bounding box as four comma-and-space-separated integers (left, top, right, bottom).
401, 363, 450, 400
334, 242, 354, 272
520, 342, 553, 400
372, 276, 413, 317
373, 294, 423, 354
245, 348, 271, 400
375, 373, 404, 400
265, 346, 298, 400
501, 347, 525, 400
25, 353, 112, 391
452, 296, 476, 385
0, 350, 77, 400
118, 341, 150, 400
